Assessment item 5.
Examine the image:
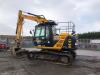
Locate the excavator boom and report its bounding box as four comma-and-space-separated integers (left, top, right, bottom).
16, 10, 48, 42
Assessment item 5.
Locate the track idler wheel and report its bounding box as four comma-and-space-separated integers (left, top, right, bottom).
27, 52, 35, 60
60, 54, 73, 65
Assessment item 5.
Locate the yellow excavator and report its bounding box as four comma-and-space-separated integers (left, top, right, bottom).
14, 10, 78, 65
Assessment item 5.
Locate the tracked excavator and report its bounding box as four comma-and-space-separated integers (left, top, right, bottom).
14, 10, 78, 65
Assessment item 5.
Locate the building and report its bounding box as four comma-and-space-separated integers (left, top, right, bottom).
78, 39, 100, 50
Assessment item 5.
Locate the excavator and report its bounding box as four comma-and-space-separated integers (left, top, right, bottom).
14, 10, 78, 65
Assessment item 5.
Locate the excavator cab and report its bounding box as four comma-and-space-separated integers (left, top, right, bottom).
32, 21, 57, 47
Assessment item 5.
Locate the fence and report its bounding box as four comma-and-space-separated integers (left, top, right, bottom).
78, 39, 100, 50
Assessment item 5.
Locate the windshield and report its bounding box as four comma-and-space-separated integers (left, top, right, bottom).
35, 26, 45, 37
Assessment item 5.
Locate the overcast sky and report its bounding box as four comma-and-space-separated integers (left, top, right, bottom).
0, 0, 100, 35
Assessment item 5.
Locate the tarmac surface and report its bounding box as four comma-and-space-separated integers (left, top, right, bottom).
0, 49, 100, 75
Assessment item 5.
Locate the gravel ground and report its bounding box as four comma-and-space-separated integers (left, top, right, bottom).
0, 49, 100, 75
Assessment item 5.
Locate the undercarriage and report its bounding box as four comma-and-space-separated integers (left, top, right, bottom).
27, 49, 76, 65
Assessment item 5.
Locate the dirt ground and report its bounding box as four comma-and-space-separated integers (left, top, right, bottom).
0, 50, 100, 75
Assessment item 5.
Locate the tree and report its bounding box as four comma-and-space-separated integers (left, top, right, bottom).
78, 32, 100, 39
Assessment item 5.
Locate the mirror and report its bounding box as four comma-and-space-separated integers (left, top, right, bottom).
30, 30, 32, 34
30, 29, 34, 34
